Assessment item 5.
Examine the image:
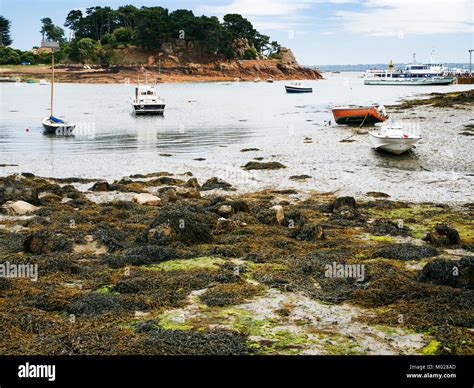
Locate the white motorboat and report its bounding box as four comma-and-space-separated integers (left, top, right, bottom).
41, 41, 75, 134
131, 73, 165, 115
39, 79, 50, 85
369, 122, 421, 155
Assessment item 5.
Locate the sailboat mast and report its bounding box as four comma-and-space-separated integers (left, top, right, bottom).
50, 51, 55, 118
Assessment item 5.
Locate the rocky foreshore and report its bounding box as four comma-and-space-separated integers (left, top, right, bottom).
0, 58, 322, 84
0, 171, 472, 355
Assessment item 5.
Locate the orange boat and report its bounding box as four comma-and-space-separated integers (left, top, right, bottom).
332, 105, 388, 125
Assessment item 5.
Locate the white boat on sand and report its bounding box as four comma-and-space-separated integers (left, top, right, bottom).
369, 122, 421, 155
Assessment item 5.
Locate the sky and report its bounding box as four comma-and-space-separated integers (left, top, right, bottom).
1, 0, 473, 65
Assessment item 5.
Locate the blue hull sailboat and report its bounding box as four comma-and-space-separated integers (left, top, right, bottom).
41, 41, 75, 134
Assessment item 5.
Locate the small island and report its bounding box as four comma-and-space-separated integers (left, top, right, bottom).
0, 6, 321, 83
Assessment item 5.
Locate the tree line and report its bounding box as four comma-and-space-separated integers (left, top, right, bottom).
0, 6, 281, 65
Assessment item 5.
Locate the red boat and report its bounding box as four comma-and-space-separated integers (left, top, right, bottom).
332, 105, 388, 125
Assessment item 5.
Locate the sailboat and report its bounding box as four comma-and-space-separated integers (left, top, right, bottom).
41, 41, 75, 134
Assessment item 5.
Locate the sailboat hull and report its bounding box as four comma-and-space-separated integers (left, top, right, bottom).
42, 118, 76, 135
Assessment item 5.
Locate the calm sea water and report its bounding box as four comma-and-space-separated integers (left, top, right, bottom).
1, 72, 473, 203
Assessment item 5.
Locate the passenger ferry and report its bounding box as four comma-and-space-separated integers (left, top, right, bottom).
364, 55, 455, 86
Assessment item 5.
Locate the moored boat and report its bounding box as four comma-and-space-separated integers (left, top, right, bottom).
369, 121, 421, 155
364, 56, 456, 86
41, 40, 75, 134
285, 82, 313, 93
332, 105, 387, 125
132, 85, 165, 115
42, 116, 76, 134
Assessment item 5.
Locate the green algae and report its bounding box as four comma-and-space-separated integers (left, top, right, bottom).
367, 234, 397, 243
421, 339, 440, 355
142, 256, 226, 271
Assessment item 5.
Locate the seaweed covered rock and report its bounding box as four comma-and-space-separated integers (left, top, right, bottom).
419, 257, 473, 289
0, 180, 39, 205
368, 218, 410, 237
149, 203, 218, 244
289, 224, 325, 241
331, 196, 358, 219
135, 325, 251, 355
68, 293, 122, 316
199, 282, 263, 307
243, 161, 286, 170
23, 231, 73, 255
372, 243, 439, 261
201, 177, 233, 191
423, 224, 461, 246
89, 181, 110, 192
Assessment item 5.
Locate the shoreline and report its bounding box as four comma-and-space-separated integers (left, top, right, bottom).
0, 60, 323, 84
1, 88, 472, 206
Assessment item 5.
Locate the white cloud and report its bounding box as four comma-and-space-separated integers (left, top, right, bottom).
336, 0, 474, 36
200, 0, 310, 17
199, 0, 357, 31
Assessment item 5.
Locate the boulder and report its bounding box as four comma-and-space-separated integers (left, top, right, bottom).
175, 186, 201, 199
133, 193, 161, 206
159, 188, 178, 203
271, 205, 285, 225
23, 231, 73, 254
278, 47, 298, 65
184, 177, 201, 190
89, 181, 110, 192
423, 224, 461, 246
330, 196, 359, 220
0, 182, 38, 205
419, 256, 473, 289
372, 243, 439, 261
201, 177, 233, 191
216, 205, 233, 218
1, 200, 39, 215
243, 161, 286, 170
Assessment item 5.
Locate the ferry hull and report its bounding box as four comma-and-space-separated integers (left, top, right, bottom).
364, 76, 455, 86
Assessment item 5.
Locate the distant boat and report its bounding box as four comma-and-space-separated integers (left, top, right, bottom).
254, 77, 261, 83
39, 79, 50, 85
332, 105, 388, 126
285, 82, 313, 93
266, 77, 274, 83
131, 72, 165, 115
364, 56, 456, 85
41, 41, 75, 134
369, 121, 421, 155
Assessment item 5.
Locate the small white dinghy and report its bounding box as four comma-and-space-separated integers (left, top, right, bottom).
369, 121, 421, 155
